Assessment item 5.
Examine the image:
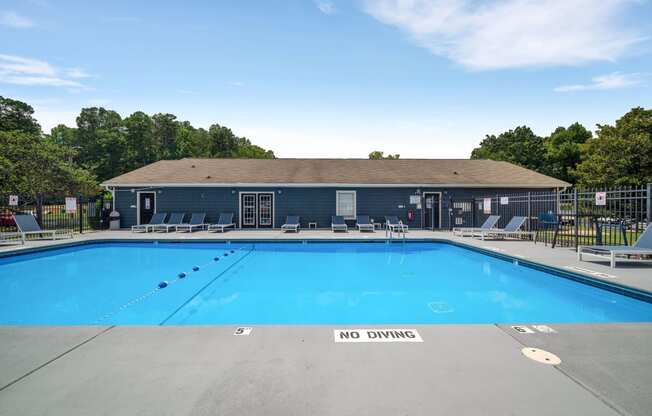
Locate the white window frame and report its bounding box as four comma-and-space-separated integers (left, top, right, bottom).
336, 190, 357, 219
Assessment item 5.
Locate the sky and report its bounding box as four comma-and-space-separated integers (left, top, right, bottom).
1, 0, 651, 158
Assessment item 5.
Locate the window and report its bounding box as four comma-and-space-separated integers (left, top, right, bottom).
336, 190, 356, 219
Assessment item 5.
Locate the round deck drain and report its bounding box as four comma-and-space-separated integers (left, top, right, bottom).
521, 347, 561, 365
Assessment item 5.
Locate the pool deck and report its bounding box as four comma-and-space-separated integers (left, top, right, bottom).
1, 230, 651, 415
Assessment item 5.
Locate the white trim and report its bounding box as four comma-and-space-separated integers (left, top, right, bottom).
238, 191, 275, 229
101, 182, 567, 189
336, 190, 357, 219
422, 192, 442, 230
136, 191, 157, 226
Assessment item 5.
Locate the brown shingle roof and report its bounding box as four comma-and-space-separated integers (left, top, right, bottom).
102, 158, 569, 188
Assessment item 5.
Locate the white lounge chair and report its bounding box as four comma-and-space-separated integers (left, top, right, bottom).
578, 225, 652, 268
151, 213, 186, 233
385, 216, 408, 232
176, 213, 207, 233
208, 213, 235, 233
453, 215, 500, 237
476, 216, 533, 240
13, 214, 72, 240
281, 216, 300, 232
356, 215, 374, 232
132, 212, 167, 233
331, 216, 348, 232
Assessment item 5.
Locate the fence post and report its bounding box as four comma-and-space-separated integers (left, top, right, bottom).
647, 183, 651, 225
78, 195, 83, 234
527, 192, 532, 231
36, 195, 43, 227
573, 188, 579, 248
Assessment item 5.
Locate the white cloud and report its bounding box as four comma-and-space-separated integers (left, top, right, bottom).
554, 72, 646, 92
65, 67, 94, 79
0, 54, 88, 89
362, 0, 644, 70
0, 11, 35, 28
316, 1, 337, 15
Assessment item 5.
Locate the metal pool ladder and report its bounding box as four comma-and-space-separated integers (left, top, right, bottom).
386, 221, 407, 242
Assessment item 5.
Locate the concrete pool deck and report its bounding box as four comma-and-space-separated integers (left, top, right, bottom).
1, 230, 651, 415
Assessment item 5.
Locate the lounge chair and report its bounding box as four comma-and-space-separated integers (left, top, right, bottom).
356, 215, 374, 232
132, 212, 167, 233
281, 216, 300, 233
385, 216, 408, 232
0, 232, 25, 245
176, 213, 207, 233
578, 225, 652, 268
208, 213, 235, 233
331, 216, 348, 232
476, 216, 533, 241
452, 215, 500, 237
13, 214, 72, 240
151, 212, 186, 233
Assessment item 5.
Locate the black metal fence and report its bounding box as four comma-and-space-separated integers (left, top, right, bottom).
0, 195, 112, 234
468, 184, 651, 248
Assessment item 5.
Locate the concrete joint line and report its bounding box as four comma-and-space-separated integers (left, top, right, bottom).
0, 326, 116, 394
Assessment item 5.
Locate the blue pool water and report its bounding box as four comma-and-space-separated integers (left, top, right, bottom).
1, 241, 651, 325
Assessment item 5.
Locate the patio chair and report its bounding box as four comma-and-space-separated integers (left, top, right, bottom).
578, 225, 652, 268
385, 216, 408, 232
132, 212, 167, 233
356, 215, 374, 232
476, 216, 533, 241
331, 216, 348, 232
452, 215, 499, 237
176, 213, 207, 233
151, 212, 186, 233
208, 213, 235, 233
281, 216, 300, 233
13, 214, 72, 240
0, 232, 25, 245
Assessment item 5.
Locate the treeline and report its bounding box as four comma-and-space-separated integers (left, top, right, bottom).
50, 107, 274, 181
0, 96, 275, 201
471, 107, 652, 187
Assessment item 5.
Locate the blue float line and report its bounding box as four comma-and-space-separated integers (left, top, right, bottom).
158, 245, 256, 325
95, 245, 253, 324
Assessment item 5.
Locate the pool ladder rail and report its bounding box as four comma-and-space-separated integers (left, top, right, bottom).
385, 221, 407, 242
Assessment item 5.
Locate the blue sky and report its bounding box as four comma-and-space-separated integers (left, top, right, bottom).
1, 0, 651, 158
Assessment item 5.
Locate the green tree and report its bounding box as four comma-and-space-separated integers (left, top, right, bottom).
369, 151, 400, 160
544, 123, 592, 183
470, 126, 545, 172
124, 111, 156, 169
0, 130, 98, 200
0, 96, 41, 135
152, 113, 178, 159
75, 107, 125, 180
575, 107, 652, 187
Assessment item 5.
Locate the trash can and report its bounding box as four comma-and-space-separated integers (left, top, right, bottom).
109, 211, 121, 230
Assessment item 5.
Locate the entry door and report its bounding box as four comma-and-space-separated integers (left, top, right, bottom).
241, 193, 257, 228
138, 192, 155, 225
240, 192, 274, 228
424, 193, 440, 229
257, 193, 273, 228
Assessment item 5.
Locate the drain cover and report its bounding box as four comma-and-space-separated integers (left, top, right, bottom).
521, 347, 561, 365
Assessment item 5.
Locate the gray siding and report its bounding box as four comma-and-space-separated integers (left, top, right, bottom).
113, 185, 551, 229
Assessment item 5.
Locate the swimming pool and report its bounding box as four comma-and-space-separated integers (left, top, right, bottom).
1, 241, 651, 325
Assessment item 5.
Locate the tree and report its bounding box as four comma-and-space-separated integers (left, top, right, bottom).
369, 151, 400, 160
470, 126, 545, 172
544, 123, 592, 183
123, 111, 156, 169
152, 113, 178, 160
49, 124, 78, 148
0, 96, 41, 135
575, 107, 652, 187
0, 130, 99, 200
